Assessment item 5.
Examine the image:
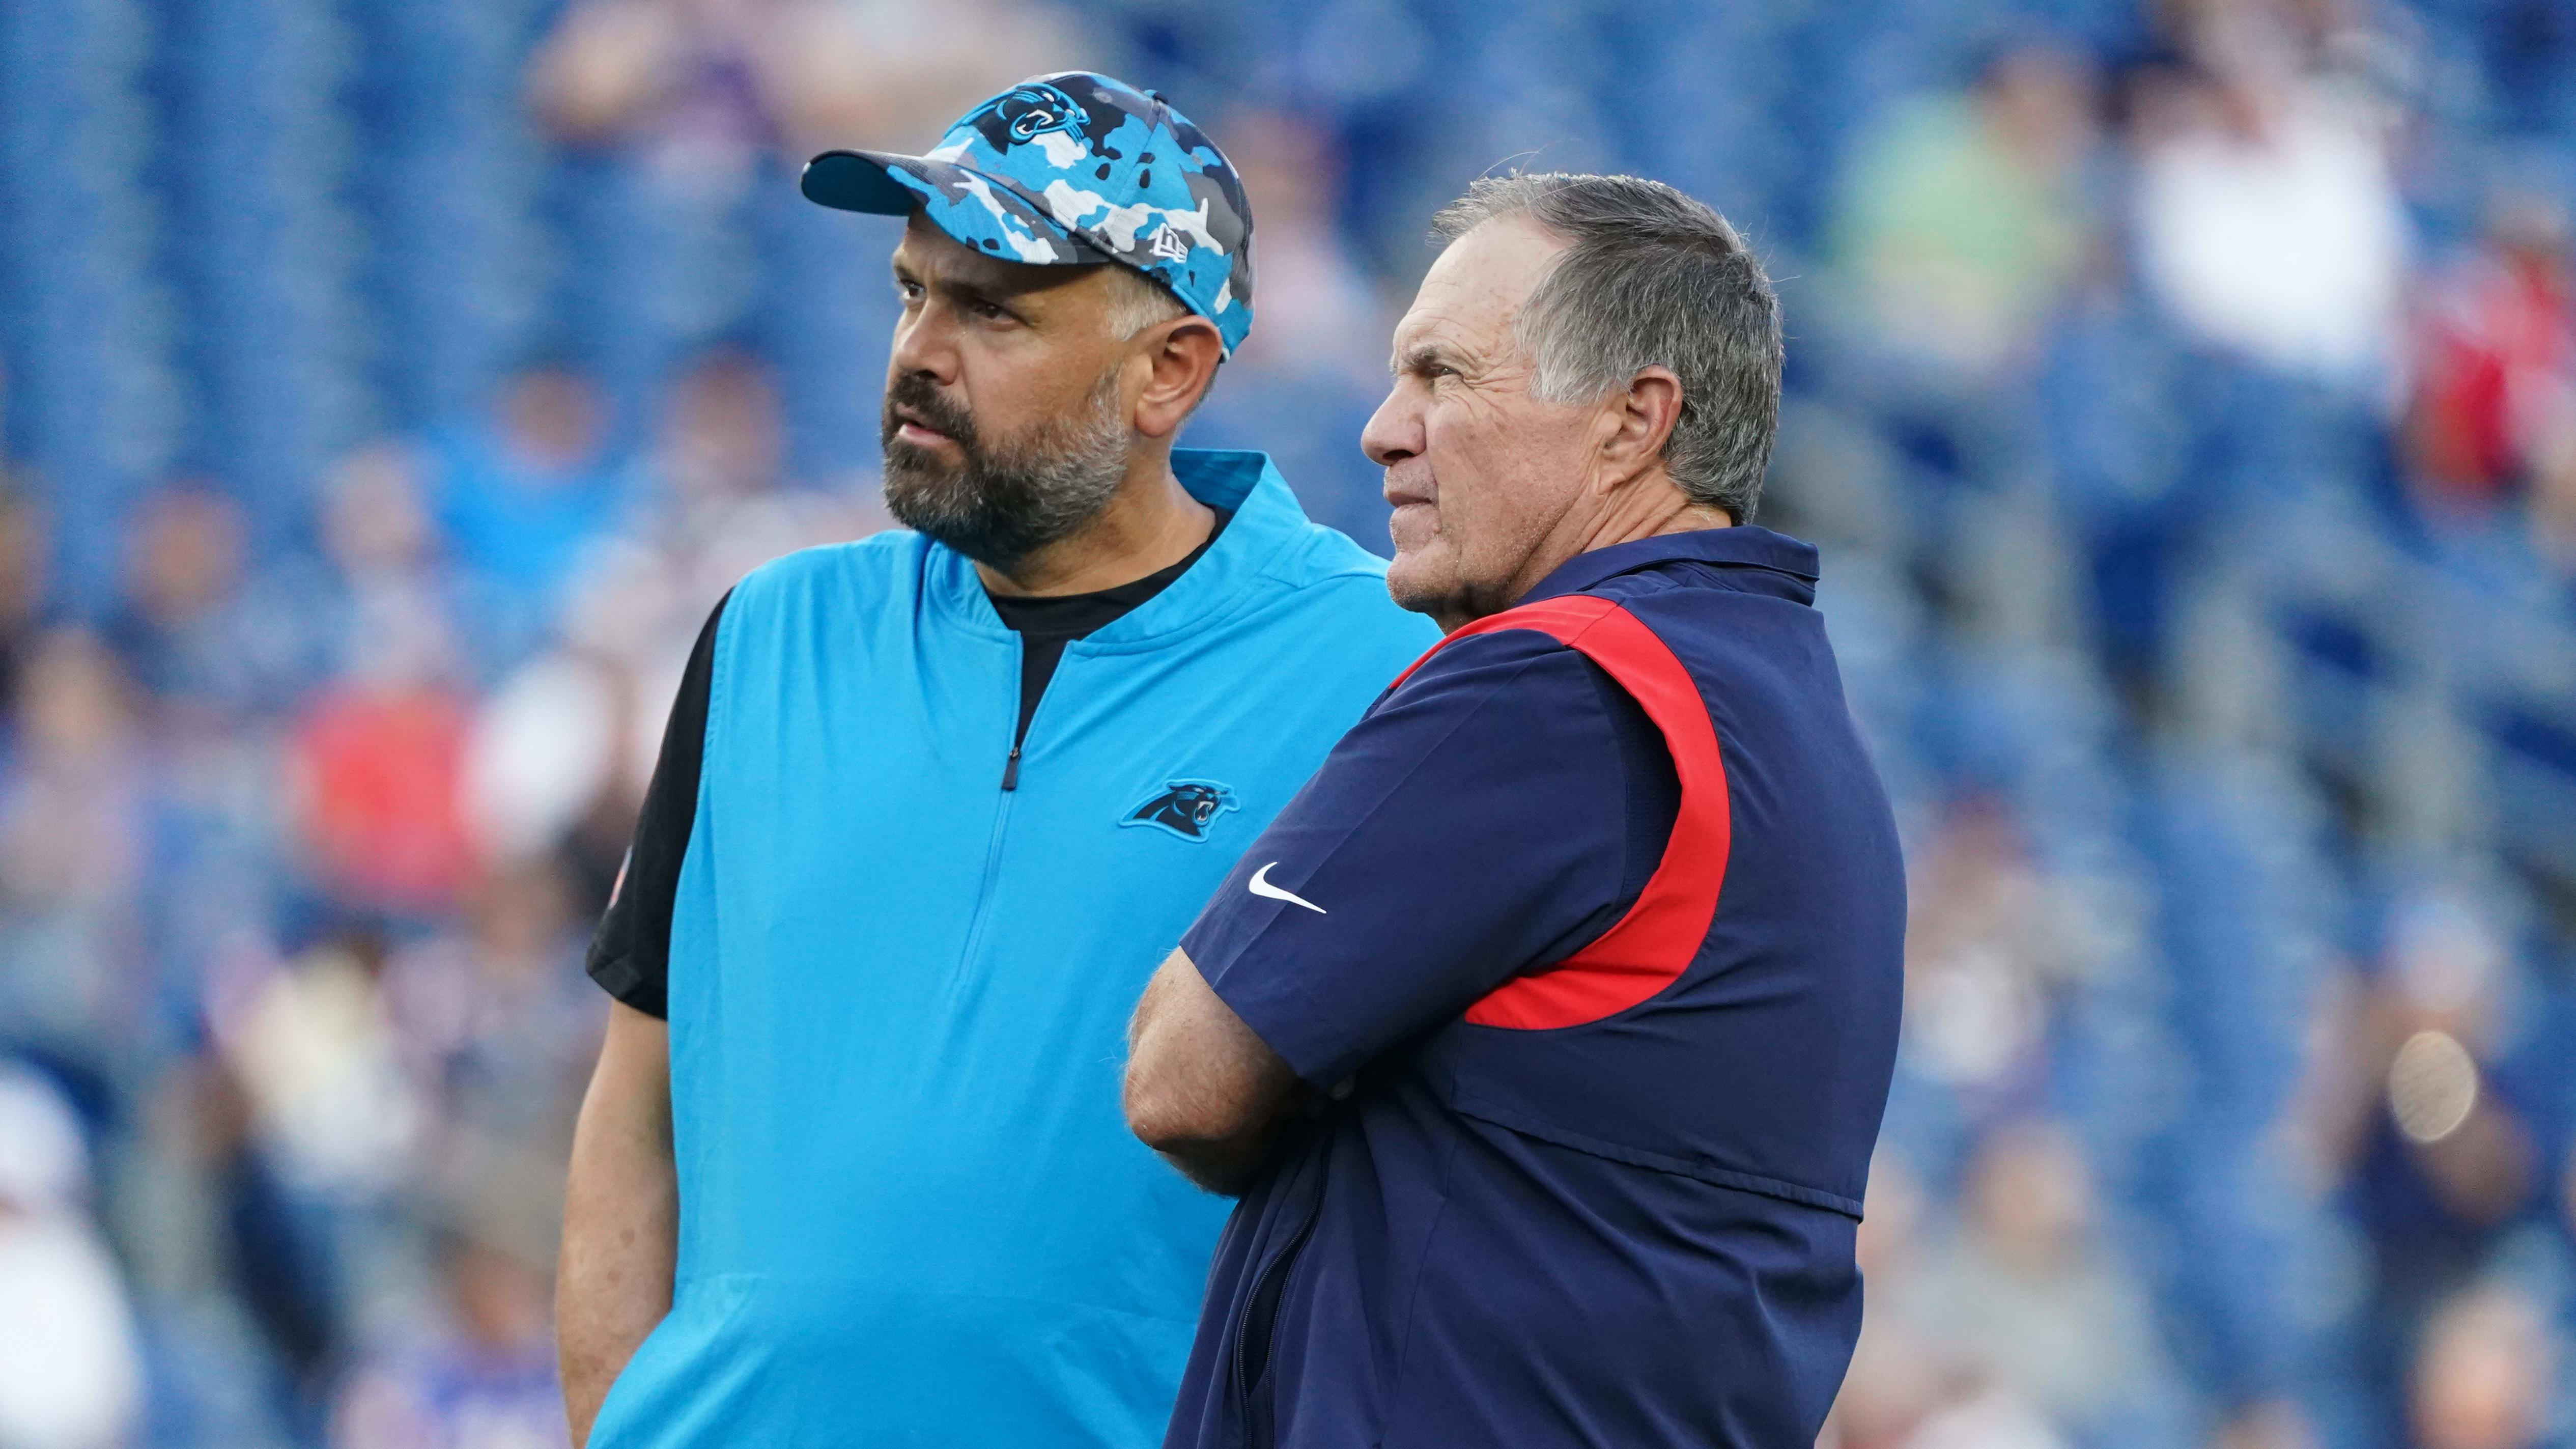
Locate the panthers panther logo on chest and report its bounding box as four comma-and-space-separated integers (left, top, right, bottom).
1121, 780, 1238, 841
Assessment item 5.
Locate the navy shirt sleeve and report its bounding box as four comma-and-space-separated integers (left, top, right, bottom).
1181, 627, 1679, 1087
586, 591, 728, 1018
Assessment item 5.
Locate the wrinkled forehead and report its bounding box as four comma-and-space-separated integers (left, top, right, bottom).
1392, 213, 1569, 366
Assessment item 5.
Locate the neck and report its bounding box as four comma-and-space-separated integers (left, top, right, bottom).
1439, 470, 1728, 631
975, 447, 1216, 598
1570, 471, 1735, 558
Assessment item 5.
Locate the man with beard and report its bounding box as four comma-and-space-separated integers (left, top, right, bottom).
555, 74, 1436, 1448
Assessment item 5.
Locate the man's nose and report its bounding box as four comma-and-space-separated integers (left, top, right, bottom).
1361, 383, 1422, 468
890, 305, 959, 385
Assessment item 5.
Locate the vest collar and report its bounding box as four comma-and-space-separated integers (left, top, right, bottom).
1518, 525, 1820, 608
922, 450, 1315, 649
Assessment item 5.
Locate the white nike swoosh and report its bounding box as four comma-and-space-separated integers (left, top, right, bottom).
1248, 862, 1327, 914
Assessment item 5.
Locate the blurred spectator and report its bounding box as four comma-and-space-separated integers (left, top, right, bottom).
1898, 798, 2089, 1113
423, 366, 631, 670
320, 444, 471, 691
657, 345, 777, 509
0, 485, 43, 730
1896, 1122, 2173, 1438
287, 663, 479, 918
462, 348, 848, 879
529, 0, 1085, 165
1827, 1141, 2142, 1449
0, 631, 149, 1055
641, 345, 844, 610
1222, 110, 1384, 382
2308, 891, 2538, 1252
531, 0, 790, 178
1891, 1387, 2070, 1449
2405, 194, 2576, 515
459, 646, 625, 879
1829, 44, 2101, 377
211, 929, 425, 1206
103, 485, 320, 719
2428, 394, 2576, 610
1184, 109, 1394, 546
2217, 1401, 2327, 1449
0, 365, 39, 734
2406, 1285, 2551, 1449
1825, 1157, 1963, 1448
2129, 6, 2408, 385
0, 1063, 145, 1449
331, 1228, 567, 1449
385, 862, 599, 1232
2298, 889, 2545, 1435
2525, 415, 2576, 582
526, 0, 1087, 437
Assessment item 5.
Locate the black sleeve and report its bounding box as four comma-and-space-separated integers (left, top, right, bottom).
585, 592, 728, 1018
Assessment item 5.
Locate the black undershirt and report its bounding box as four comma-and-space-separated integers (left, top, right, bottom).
588, 590, 729, 1019
586, 511, 1230, 1018
988, 509, 1230, 787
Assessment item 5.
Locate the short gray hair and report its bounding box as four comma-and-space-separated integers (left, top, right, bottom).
1432, 173, 1781, 522
1103, 263, 1190, 340
1099, 263, 1217, 416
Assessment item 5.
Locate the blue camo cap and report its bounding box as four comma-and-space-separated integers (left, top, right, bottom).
801, 72, 1255, 355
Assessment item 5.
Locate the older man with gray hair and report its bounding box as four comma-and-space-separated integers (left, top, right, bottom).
1123, 172, 1907, 1448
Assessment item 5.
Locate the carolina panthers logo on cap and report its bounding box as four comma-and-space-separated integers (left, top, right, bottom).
977, 82, 1089, 147
1122, 779, 1238, 841
806, 72, 1256, 354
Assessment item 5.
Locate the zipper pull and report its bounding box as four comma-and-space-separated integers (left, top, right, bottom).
1002, 744, 1022, 791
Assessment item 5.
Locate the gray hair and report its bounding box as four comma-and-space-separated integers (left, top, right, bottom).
1098, 263, 1219, 417
1431, 173, 1781, 522
1103, 263, 1190, 340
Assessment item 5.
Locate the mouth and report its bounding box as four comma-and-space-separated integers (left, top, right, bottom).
891, 409, 956, 448
1385, 482, 1438, 552
1382, 473, 1434, 511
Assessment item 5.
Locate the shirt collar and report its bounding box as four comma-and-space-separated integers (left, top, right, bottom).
1519, 525, 1821, 607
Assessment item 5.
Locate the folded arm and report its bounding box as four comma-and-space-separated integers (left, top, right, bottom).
1123, 948, 1301, 1195
1127, 631, 1667, 1196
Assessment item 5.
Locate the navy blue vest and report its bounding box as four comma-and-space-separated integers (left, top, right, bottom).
1168, 530, 1907, 1449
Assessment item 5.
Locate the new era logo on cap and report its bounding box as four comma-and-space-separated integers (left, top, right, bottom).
801, 72, 1256, 355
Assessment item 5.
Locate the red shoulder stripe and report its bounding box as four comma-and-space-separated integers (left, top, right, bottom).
1385, 596, 1731, 1030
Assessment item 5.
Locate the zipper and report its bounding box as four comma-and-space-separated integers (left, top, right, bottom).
951, 775, 1017, 972
1001, 634, 1057, 791
954, 633, 1038, 971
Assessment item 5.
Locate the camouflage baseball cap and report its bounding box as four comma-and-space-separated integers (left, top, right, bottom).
802, 72, 1256, 355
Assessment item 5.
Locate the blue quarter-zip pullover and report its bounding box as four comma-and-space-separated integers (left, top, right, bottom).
583, 451, 1438, 1447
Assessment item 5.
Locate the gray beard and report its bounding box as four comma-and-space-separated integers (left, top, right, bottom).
881, 374, 1130, 570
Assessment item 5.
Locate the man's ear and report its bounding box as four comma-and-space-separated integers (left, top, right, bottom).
1132, 318, 1226, 440
1599, 365, 1684, 480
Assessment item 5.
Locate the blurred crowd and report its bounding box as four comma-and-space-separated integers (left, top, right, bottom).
3, 0, 2575, 1446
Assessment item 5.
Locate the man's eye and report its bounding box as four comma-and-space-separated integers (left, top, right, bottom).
895, 281, 923, 303
970, 300, 1012, 322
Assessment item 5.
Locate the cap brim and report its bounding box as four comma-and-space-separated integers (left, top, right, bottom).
799, 150, 929, 215
801, 149, 1110, 270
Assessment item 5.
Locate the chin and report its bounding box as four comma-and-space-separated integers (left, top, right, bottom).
1383, 551, 1457, 620
882, 438, 962, 490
